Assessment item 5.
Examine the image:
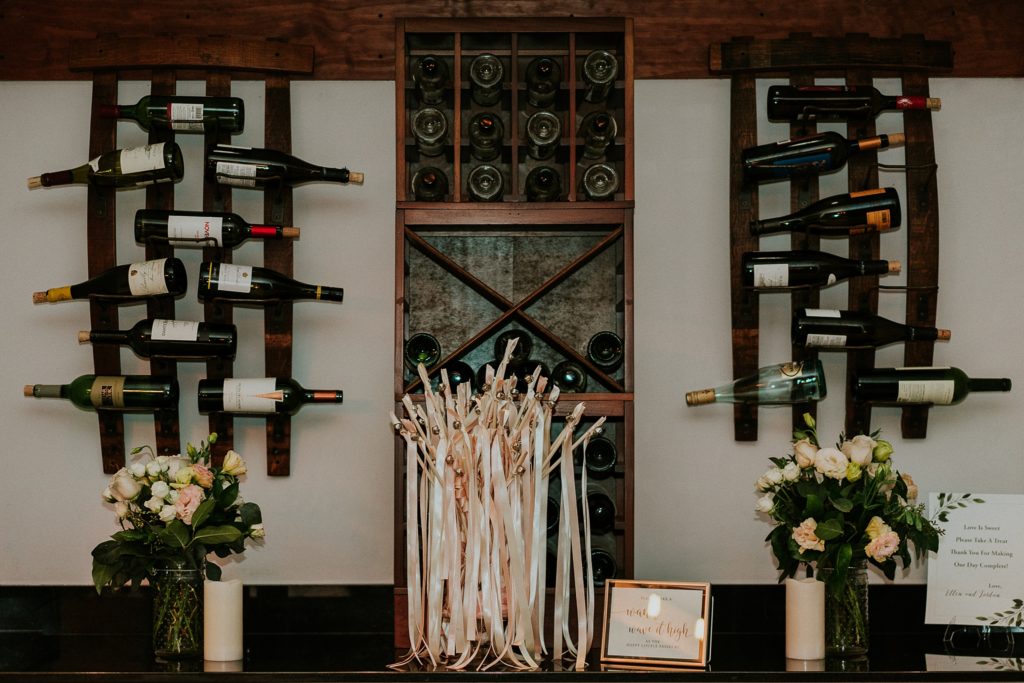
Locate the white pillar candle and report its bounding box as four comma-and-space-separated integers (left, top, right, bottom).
204, 579, 244, 661
785, 577, 825, 660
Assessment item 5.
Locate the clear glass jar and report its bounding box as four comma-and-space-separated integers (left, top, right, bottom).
822, 559, 869, 657
151, 559, 203, 660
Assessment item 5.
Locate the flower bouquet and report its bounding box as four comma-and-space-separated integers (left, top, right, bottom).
755, 414, 942, 655
91, 434, 264, 657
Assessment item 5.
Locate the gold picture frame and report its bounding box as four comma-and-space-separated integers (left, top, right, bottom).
600, 579, 712, 668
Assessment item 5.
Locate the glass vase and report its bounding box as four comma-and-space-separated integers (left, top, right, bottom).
152, 560, 203, 659
823, 559, 869, 657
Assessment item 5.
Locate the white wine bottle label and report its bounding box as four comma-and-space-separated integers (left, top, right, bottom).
89, 376, 126, 409
805, 308, 841, 317
120, 143, 166, 174
897, 380, 955, 405
128, 259, 170, 296
222, 378, 278, 413
215, 161, 257, 187
213, 263, 253, 293
753, 264, 788, 287
805, 333, 846, 348
169, 103, 204, 131
151, 319, 200, 342
168, 215, 224, 245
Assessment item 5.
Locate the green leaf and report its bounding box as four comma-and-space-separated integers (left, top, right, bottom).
831, 497, 854, 513
219, 481, 239, 509
159, 520, 190, 549
190, 497, 216, 529
814, 518, 844, 541
91, 561, 116, 594
804, 493, 824, 519
206, 563, 222, 581
239, 502, 262, 526
192, 525, 242, 546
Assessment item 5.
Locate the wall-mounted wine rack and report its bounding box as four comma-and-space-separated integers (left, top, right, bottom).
393, 17, 634, 648
68, 36, 313, 474
710, 33, 952, 441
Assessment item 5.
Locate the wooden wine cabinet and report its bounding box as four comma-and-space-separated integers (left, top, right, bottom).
68, 36, 313, 474
710, 33, 951, 441
393, 18, 634, 648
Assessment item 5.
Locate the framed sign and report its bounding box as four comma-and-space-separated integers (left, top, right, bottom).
600, 579, 712, 668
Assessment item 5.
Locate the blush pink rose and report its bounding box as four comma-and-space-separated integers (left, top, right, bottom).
192, 463, 214, 488
174, 484, 205, 525
865, 530, 900, 562
792, 517, 825, 552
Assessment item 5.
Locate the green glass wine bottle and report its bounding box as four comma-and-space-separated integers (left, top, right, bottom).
32, 258, 188, 303
27, 142, 184, 189
197, 377, 343, 415
24, 375, 179, 411
135, 209, 299, 249
851, 367, 1011, 405
97, 95, 244, 133
197, 261, 343, 303
79, 319, 237, 360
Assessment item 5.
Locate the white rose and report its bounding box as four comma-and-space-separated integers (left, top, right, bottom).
766, 468, 784, 485
129, 462, 147, 478
144, 496, 163, 513
754, 493, 775, 514
159, 505, 177, 523
102, 487, 116, 503
175, 466, 194, 486
793, 438, 818, 468
250, 523, 266, 539
814, 447, 848, 480
841, 435, 876, 466
222, 450, 248, 477
165, 456, 189, 479
146, 460, 163, 477
756, 475, 771, 492
114, 501, 129, 519
150, 480, 170, 500
109, 468, 142, 501
782, 462, 801, 481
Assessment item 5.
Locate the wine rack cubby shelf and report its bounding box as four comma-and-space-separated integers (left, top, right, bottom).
709, 33, 951, 441
68, 36, 313, 474
393, 18, 634, 649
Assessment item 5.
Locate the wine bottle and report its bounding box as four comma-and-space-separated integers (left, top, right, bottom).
32, 258, 187, 303
552, 359, 588, 392
686, 359, 827, 406
404, 332, 441, 370
852, 367, 1011, 406
582, 50, 618, 103
206, 144, 364, 188
197, 377, 343, 415
581, 163, 620, 200
742, 250, 900, 290
584, 436, 617, 477
79, 319, 237, 360
587, 331, 623, 372
742, 131, 905, 182
507, 359, 550, 394
580, 111, 617, 159
468, 112, 503, 162
495, 329, 532, 363
525, 166, 561, 202
751, 187, 901, 237
469, 53, 504, 107
525, 57, 561, 109
526, 111, 561, 161
467, 164, 503, 202
589, 534, 618, 584
442, 361, 474, 392
411, 107, 448, 157
475, 360, 498, 390
767, 85, 941, 121
96, 95, 244, 133
584, 483, 616, 535
411, 55, 448, 106
24, 374, 178, 411
197, 261, 343, 303
411, 167, 448, 201
27, 142, 184, 189
134, 209, 299, 249
793, 309, 951, 350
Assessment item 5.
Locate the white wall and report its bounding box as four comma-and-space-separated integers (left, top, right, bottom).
0, 78, 1020, 585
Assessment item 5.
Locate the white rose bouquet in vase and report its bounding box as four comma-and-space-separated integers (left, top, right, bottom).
91, 434, 264, 659
755, 414, 942, 657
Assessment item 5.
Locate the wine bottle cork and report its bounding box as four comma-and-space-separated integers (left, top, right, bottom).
282, 227, 301, 238
937, 329, 952, 341
27, 176, 43, 189
886, 132, 906, 146
888, 260, 902, 274
77, 331, 91, 343
685, 388, 716, 406
348, 171, 365, 185
926, 97, 941, 110
23, 385, 35, 397
31, 291, 48, 304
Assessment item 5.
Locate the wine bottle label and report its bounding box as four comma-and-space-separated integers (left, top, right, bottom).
168, 215, 224, 245
897, 380, 955, 405
120, 143, 167, 174
826, 272, 838, 285
867, 209, 892, 231
753, 264, 788, 287
212, 263, 253, 293
222, 378, 278, 413
151, 319, 200, 342
168, 102, 204, 131
805, 308, 841, 317
805, 333, 847, 348
89, 376, 126, 409
128, 259, 170, 296
215, 161, 257, 187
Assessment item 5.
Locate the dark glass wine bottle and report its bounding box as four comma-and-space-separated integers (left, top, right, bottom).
24, 374, 178, 411
525, 57, 561, 109
751, 187, 901, 237
134, 209, 299, 249
581, 163, 619, 200
197, 261, 343, 303
97, 95, 244, 133
469, 54, 503, 107
197, 377, 343, 415
404, 332, 441, 370
585, 483, 616, 535
582, 50, 619, 103
467, 164, 503, 202
852, 367, 1011, 406
32, 257, 187, 303
411, 167, 448, 201
468, 112, 503, 162
411, 107, 448, 157
742, 132, 905, 182
742, 250, 900, 290
495, 330, 532, 363
584, 436, 617, 477
686, 359, 827, 406
552, 359, 588, 392
590, 534, 618, 584
526, 111, 561, 161
767, 85, 941, 121
443, 361, 475, 392
412, 55, 448, 105
525, 166, 561, 202
475, 360, 498, 390
206, 144, 363, 188
79, 319, 237, 360
508, 360, 550, 394
27, 142, 184, 189
587, 331, 623, 372
580, 111, 617, 159
792, 309, 951, 350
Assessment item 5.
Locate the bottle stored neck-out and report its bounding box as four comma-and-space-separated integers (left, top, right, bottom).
134, 209, 298, 249
751, 187, 901, 237
852, 367, 1011, 406
197, 261, 343, 303
742, 250, 899, 289
81, 318, 237, 360
97, 95, 245, 134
